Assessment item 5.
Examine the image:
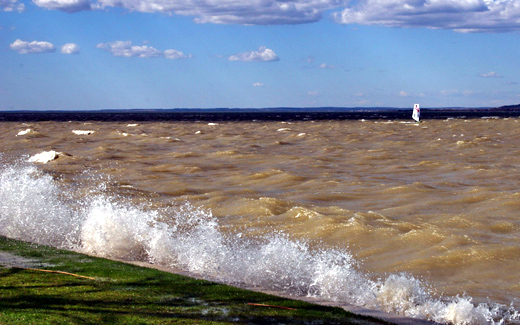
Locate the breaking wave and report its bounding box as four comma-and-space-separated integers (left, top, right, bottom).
1, 160, 519, 325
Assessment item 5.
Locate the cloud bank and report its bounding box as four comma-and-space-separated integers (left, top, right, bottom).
11, 0, 520, 32
333, 0, 520, 33
10, 39, 55, 54
228, 46, 280, 62
94, 0, 347, 25
97, 41, 191, 59
33, 0, 91, 12
29, 0, 346, 24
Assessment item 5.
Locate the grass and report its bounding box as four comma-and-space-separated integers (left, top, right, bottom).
0, 236, 390, 324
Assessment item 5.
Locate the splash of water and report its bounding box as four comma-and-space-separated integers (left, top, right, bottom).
0, 163, 81, 249
0, 160, 519, 325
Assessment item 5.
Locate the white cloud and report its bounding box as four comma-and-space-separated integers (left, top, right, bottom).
399, 91, 409, 97
253, 82, 265, 87
97, 41, 163, 58
17, 0, 520, 31
334, 0, 520, 33
228, 46, 279, 62
61, 43, 80, 54
11, 0, 345, 24
94, 0, 347, 25
1, 0, 24, 12
163, 49, 191, 59
480, 71, 503, 78
10, 39, 55, 54
33, 0, 91, 12
97, 41, 192, 59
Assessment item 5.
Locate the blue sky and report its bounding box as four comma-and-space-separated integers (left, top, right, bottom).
1, 0, 520, 110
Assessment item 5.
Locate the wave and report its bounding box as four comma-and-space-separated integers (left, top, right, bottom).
0, 159, 519, 325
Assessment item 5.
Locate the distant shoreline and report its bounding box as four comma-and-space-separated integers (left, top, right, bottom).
1, 107, 520, 122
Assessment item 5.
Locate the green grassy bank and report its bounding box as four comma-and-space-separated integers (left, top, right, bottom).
0, 236, 390, 324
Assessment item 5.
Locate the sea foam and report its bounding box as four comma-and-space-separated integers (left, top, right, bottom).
0, 161, 519, 325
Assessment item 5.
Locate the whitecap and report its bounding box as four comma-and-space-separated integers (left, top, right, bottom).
28, 151, 60, 163
17, 129, 32, 136
72, 130, 95, 135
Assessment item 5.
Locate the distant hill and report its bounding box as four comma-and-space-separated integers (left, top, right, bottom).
489, 104, 520, 111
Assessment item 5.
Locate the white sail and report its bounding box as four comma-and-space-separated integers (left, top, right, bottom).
412, 104, 420, 122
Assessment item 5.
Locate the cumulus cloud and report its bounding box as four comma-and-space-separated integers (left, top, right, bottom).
1, 0, 24, 12
61, 43, 80, 54
228, 46, 280, 62
163, 48, 191, 59
94, 0, 347, 25
10, 39, 55, 54
334, 0, 520, 32
97, 41, 162, 58
97, 41, 191, 59
33, 0, 91, 12
253, 82, 265, 87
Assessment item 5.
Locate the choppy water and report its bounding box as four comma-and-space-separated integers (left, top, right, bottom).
2, 114, 520, 324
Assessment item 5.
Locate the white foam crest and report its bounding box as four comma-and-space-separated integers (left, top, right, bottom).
28, 150, 60, 163
72, 130, 95, 135
1, 161, 520, 325
150, 204, 229, 274
80, 196, 166, 260
373, 273, 520, 325
377, 274, 433, 316
17, 128, 32, 136
309, 248, 378, 306
239, 236, 319, 294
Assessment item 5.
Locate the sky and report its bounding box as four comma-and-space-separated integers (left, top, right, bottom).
1, 0, 520, 110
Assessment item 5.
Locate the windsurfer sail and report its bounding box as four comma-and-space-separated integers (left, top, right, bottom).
412, 104, 420, 122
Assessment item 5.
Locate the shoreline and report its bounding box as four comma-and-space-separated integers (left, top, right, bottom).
121, 259, 438, 325
0, 243, 436, 325
1, 109, 519, 122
